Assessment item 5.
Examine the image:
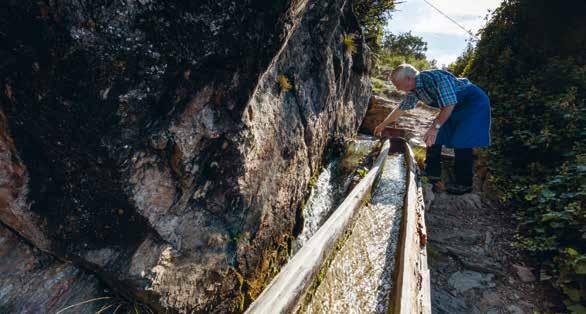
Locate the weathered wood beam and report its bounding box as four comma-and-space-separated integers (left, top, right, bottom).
392, 141, 431, 314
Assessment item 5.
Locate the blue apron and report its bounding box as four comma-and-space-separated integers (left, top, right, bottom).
434, 84, 491, 148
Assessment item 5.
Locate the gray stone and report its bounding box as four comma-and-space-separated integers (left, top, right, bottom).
486, 308, 500, 314
423, 183, 435, 211
448, 270, 496, 293
507, 304, 524, 314
459, 231, 483, 244
484, 231, 493, 253
512, 264, 536, 282
431, 288, 471, 314
436, 230, 482, 245
433, 193, 483, 211
482, 290, 501, 306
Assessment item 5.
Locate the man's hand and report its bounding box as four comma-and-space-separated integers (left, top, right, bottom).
423, 128, 438, 147
374, 123, 386, 137
374, 108, 403, 138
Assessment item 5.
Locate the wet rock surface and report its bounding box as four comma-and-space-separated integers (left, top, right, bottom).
304, 154, 405, 313
0, 1, 371, 312
293, 138, 379, 253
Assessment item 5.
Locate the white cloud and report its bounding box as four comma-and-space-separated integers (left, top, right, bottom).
431, 0, 500, 15
411, 14, 484, 36
385, 0, 502, 65
434, 53, 461, 67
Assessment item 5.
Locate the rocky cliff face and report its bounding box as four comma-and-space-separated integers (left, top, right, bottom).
0, 223, 109, 313
0, 0, 371, 312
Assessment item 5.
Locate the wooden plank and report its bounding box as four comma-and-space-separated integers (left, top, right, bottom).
245, 140, 391, 314
416, 174, 431, 314
391, 141, 431, 314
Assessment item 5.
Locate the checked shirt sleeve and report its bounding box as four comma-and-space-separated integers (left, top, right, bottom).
435, 75, 458, 107
399, 92, 418, 110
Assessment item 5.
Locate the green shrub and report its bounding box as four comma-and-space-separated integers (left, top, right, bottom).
353, 0, 395, 50
382, 31, 428, 60
356, 167, 368, 177
448, 42, 475, 77
371, 77, 399, 98
372, 52, 433, 88
370, 32, 435, 97
462, 0, 586, 308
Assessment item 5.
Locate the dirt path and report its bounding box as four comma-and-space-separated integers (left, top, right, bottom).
423, 182, 562, 313
365, 95, 559, 313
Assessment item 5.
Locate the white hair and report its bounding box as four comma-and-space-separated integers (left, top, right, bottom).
391, 63, 420, 81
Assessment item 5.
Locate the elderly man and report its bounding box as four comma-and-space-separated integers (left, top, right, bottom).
374, 64, 491, 195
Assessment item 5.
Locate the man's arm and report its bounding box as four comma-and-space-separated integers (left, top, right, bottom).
423, 104, 455, 146
374, 92, 419, 137
434, 104, 455, 125
374, 107, 403, 137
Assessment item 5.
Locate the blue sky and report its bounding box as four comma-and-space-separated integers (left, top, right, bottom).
385, 0, 503, 67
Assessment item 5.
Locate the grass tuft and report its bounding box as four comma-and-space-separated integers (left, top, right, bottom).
412, 146, 426, 170
342, 33, 357, 56
56, 296, 154, 314
277, 74, 292, 93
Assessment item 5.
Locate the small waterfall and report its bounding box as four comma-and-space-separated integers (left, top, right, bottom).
291, 135, 379, 254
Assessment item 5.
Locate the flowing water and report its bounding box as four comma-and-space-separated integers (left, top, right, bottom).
303, 154, 406, 314
292, 137, 379, 254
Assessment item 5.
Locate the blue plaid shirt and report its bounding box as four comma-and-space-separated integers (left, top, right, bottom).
399, 69, 472, 110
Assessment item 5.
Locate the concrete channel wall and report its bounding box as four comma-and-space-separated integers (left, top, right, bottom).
245, 138, 430, 314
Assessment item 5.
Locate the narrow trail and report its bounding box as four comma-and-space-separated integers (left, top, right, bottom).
424, 185, 556, 313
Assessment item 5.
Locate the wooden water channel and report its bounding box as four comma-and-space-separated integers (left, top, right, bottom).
245, 137, 431, 314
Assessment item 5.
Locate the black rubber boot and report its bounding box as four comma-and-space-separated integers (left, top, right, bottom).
424, 144, 444, 192
448, 148, 474, 195
424, 144, 442, 181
